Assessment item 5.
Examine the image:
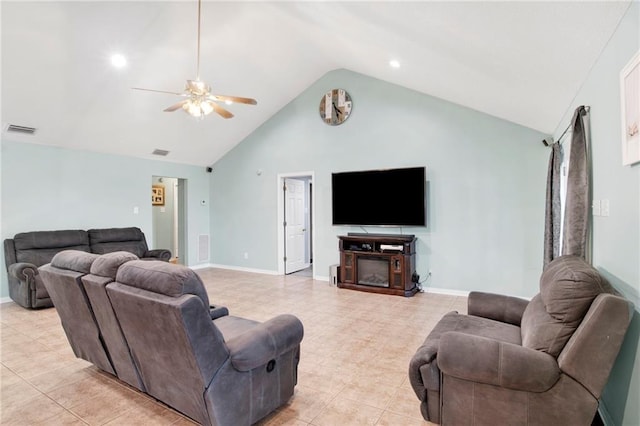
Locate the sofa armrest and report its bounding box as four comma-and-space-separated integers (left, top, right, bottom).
226, 314, 304, 372
8, 262, 38, 282
4, 239, 17, 270
409, 338, 440, 401
438, 332, 559, 392
467, 291, 529, 326
143, 249, 172, 261
209, 305, 229, 320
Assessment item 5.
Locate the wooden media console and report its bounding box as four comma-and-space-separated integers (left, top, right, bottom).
338, 233, 418, 297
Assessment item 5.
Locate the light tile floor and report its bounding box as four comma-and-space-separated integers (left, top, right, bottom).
1, 268, 467, 425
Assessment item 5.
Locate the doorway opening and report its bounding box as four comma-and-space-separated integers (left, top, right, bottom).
152, 176, 188, 265
277, 172, 314, 276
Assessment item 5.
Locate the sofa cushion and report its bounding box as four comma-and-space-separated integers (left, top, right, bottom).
116, 260, 210, 308
411, 311, 522, 391
88, 227, 148, 258
521, 255, 613, 357
14, 230, 90, 266
520, 295, 571, 357
90, 251, 139, 278
51, 250, 99, 274
89, 227, 144, 244
540, 255, 613, 322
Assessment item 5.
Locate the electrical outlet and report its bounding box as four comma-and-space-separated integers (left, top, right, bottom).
592, 200, 601, 216
601, 199, 610, 217
243, 252, 249, 259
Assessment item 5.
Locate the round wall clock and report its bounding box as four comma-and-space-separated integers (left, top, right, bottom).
319, 88, 352, 125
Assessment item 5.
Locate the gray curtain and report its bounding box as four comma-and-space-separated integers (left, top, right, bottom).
543, 142, 562, 267
562, 105, 591, 260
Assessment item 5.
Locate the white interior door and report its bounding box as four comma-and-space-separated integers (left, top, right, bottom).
284, 178, 307, 273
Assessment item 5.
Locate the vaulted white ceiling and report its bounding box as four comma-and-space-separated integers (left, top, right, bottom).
1, 1, 631, 166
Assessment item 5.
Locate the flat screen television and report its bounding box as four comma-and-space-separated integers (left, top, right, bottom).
331, 166, 426, 226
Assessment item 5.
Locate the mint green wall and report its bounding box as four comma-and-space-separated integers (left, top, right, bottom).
0, 140, 211, 299
210, 69, 548, 295
553, 3, 639, 425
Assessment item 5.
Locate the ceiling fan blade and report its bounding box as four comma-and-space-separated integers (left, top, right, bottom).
132, 87, 185, 96
164, 100, 188, 112
209, 102, 234, 119
134, 0, 251, 119
210, 94, 257, 105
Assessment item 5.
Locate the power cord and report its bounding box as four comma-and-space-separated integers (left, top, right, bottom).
414, 271, 432, 292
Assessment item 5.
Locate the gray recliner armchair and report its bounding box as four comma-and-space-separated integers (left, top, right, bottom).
409, 255, 633, 425
106, 260, 304, 426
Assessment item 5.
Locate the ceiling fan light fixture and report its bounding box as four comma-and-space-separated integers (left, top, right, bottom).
182, 99, 214, 118
184, 101, 200, 117
188, 79, 209, 95
201, 101, 214, 116
132, 0, 256, 119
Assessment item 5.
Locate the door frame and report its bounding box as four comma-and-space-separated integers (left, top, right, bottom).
176, 178, 188, 264
277, 171, 315, 276
152, 175, 188, 265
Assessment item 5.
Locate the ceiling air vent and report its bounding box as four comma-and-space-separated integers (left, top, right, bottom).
6, 124, 36, 135
152, 149, 169, 156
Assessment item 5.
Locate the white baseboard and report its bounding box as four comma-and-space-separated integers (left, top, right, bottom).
191, 263, 332, 281
208, 263, 279, 276
423, 287, 470, 297
189, 263, 214, 270
598, 403, 615, 426
0, 297, 13, 304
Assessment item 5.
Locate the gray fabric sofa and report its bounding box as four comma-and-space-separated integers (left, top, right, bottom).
40, 250, 147, 391
409, 255, 633, 425
4, 227, 171, 309
40, 250, 303, 426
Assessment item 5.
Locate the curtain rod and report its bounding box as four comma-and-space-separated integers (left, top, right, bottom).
542, 105, 590, 147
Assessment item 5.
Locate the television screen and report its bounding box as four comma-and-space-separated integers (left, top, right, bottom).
331, 166, 426, 226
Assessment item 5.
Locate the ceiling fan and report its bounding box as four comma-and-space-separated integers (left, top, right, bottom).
133, 0, 256, 119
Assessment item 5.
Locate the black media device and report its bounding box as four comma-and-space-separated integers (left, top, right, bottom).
331, 166, 426, 227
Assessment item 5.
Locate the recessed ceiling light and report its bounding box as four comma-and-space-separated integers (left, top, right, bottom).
225, 100, 233, 105
111, 54, 127, 68
389, 60, 400, 69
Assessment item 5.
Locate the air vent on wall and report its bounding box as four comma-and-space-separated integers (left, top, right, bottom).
198, 235, 210, 263
6, 124, 36, 135
152, 149, 170, 156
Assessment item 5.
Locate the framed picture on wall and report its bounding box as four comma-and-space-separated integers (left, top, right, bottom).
620, 51, 639, 166
152, 185, 165, 205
